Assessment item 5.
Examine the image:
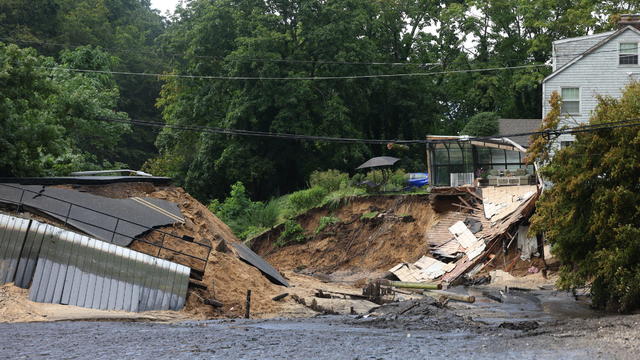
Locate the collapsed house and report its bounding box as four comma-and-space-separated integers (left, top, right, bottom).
0, 176, 288, 315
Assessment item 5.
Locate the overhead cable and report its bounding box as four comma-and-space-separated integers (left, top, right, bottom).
92, 116, 640, 145
42, 63, 548, 81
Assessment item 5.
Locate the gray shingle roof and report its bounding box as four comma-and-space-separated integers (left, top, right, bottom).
498, 118, 541, 147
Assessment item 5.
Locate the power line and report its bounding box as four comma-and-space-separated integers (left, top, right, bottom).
42, 63, 548, 81
92, 116, 640, 145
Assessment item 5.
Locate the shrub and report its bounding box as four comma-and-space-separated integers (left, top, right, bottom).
209, 181, 279, 240
275, 220, 306, 247
460, 112, 499, 137
315, 216, 340, 234
287, 186, 328, 213
309, 169, 350, 192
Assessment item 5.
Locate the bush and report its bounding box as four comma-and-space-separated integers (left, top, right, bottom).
309, 169, 350, 192
315, 216, 340, 234
460, 112, 499, 137
209, 181, 279, 240
287, 186, 328, 213
275, 220, 306, 247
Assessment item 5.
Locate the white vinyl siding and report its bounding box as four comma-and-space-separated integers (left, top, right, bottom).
543, 28, 640, 144
561, 87, 580, 114
619, 42, 638, 65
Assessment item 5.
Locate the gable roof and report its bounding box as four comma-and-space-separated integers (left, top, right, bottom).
544, 26, 640, 83
498, 118, 541, 147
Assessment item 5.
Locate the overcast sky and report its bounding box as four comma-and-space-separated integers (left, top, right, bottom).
150, 0, 181, 14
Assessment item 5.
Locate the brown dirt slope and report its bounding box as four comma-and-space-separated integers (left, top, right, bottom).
251, 195, 438, 281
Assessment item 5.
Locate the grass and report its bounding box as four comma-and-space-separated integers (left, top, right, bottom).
360, 211, 379, 220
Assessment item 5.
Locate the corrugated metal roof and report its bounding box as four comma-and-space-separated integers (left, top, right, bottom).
0, 184, 183, 246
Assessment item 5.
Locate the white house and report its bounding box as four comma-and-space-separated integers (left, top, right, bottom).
542, 14, 640, 147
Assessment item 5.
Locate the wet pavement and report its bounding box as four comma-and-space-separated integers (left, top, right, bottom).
1, 288, 639, 359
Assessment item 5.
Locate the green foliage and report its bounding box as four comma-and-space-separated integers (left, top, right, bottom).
287, 186, 329, 213
323, 186, 367, 210
0, 0, 165, 169
208, 181, 283, 240
0, 43, 130, 176
461, 112, 499, 137
530, 82, 640, 313
275, 220, 306, 247
309, 170, 350, 192
315, 216, 340, 234
360, 211, 379, 220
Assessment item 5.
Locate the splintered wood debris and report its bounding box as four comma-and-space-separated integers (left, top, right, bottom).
448, 221, 486, 261
389, 256, 456, 282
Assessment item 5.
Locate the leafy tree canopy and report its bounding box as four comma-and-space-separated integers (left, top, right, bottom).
530, 83, 640, 313
460, 112, 499, 136
0, 43, 130, 176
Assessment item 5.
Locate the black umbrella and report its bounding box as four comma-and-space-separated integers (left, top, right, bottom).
356, 156, 400, 170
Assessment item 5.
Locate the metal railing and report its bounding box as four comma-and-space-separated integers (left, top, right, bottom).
0, 183, 211, 275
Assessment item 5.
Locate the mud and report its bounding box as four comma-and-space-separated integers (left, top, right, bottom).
1, 294, 639, 360
252, 195, 437, 281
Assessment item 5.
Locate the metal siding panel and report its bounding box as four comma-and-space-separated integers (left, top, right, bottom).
39, 228, 58, 303
82, 238, 99, 308
68, 235, 89, 306
108, 246, 123, 310
95, 242, 111, 310
129, 252, 144, 312
139, 256, 154, 311
98, 242, 113, 309
51, 230, 74, 304
175, 265, 189, 310
28, 227, 54, 302
168, 262, 180, 310
147, 258, 162, 310
114, 247, 129, 311
75, 236, 93, 307
42, 228, 65, 303
164, 262, 178, 310
15, 221, 47, 288
0, 216, 17, 283
61, 233, 81, 305
157, 260, 171, 310
4, 218, 29, 284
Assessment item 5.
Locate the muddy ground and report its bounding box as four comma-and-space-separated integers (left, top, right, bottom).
1, 287, 639, 359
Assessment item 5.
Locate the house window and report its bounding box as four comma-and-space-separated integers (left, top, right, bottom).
560, 141, 574, 149
619, 43, 638, 65
561, 87, 580, 114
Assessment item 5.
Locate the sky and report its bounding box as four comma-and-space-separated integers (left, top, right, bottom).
150, 0, 181, 14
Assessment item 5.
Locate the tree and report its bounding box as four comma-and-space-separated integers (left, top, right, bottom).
460, 112, 499, 136
530, 82, 640, 313
0, 43, 130, 176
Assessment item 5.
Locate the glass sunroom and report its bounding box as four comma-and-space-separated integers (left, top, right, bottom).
425, 137, 535, 187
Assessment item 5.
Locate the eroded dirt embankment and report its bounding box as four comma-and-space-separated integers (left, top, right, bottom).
250, 194, 439, 281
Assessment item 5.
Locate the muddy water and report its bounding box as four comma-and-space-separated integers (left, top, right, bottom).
0, 289, 637, 359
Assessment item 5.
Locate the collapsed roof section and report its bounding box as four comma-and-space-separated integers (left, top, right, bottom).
391, 185, 540, 285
